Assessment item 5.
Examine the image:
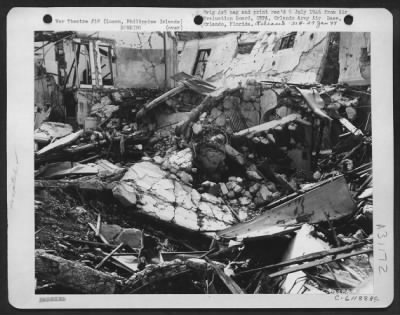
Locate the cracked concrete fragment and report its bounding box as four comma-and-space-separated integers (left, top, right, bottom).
140, 194, 175, 222
190, 189, 201, 207
112, 182, 136, 206
174, 181, 196, 210
118, 161, 235, 232
174, 207, 201, 231
201, 193, 221, 205
150, 178, 175, 203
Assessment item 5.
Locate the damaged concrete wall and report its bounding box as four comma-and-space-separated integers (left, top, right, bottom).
178, 33, 240, 83
338, 32, 371, 86
35, 32, 177, 90
178, 32, 331, 88
93, 32, 177, 89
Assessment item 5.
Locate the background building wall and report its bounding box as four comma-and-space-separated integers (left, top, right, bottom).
338, 32, 370, 86
35, 31, 177, 90
178, 32, 331, 88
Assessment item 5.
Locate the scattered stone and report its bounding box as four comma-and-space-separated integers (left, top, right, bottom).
249, 183, 261, 194
272, 192, 281, 199
201, 193, 221, 205
259, 185, 272, 201
230, 199, 239, 206
243, 191, 252, 199
260, 137, 269, 145
226, 181, 236, 191
266, 133, 275, 143
246, 170, 263, 181
239, 197, 252, 206
161, 160, 170, 170
265, 182, 277, 192
233, 184, 243, 194
313, 171, 322, 180
169, 166, 179, 174
219, 183, 229, 195
227, 191, 236, 199
238, 209, 249, 221
153, 156, 164, 164
178, 171, 193, 185
192, 123, 203, 135
199, 112, 207, 121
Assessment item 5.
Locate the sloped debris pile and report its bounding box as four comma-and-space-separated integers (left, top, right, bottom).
35, 74, 373, 294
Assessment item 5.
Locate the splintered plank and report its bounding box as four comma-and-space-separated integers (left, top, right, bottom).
236, 241, 368, 276
339, 118, 364, 136
136, 84, 186, 119
217, 175, 355, 240
296, 87, 332, 121
267, 248, 372, 279
233, 114, 301, 137
36, 130, 84, 156
95, 242, 124, 269
205, 257, 245, 294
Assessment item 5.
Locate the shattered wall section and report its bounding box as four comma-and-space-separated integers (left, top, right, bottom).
36, 32, 177, 90
95, 32, 177, 89
178, 32, 331, 88
178, 33, 240, 82
114, 158, 236, 233
338, 32, 371, 86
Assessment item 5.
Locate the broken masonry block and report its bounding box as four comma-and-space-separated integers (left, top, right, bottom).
239, 196, 252, 206
219, 183, 229, 195
259, 185, 273, 201
246, 170, 263, 181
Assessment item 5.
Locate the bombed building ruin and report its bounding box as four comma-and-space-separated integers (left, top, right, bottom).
34, 31, 373, 294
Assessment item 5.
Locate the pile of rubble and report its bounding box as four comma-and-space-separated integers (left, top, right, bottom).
35, 73, 373, 294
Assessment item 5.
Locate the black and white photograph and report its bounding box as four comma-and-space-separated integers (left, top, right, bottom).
5, 6, 395, 309
32, 30, 374, 295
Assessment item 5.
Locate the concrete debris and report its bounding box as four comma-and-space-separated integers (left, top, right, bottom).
34, 122, 73, 144
34, 31, 373, 295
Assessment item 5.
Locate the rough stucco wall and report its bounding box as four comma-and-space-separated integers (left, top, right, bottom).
178, 32, 330, 88
97, 32, 175, 89
178, 33, 239, 80
114, 47, 165, 89
338, 32, 371, 86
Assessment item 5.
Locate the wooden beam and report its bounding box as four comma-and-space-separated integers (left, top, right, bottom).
95, 242, 124, 269
35, 250, 118, 294
236, 241, 368, 276
234, 114, 301, 137
136, 84, 186, 119
267, 248, 372, 279
204, 257, 245, 294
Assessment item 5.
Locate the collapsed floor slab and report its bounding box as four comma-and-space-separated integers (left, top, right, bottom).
114, 161, 237, 232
